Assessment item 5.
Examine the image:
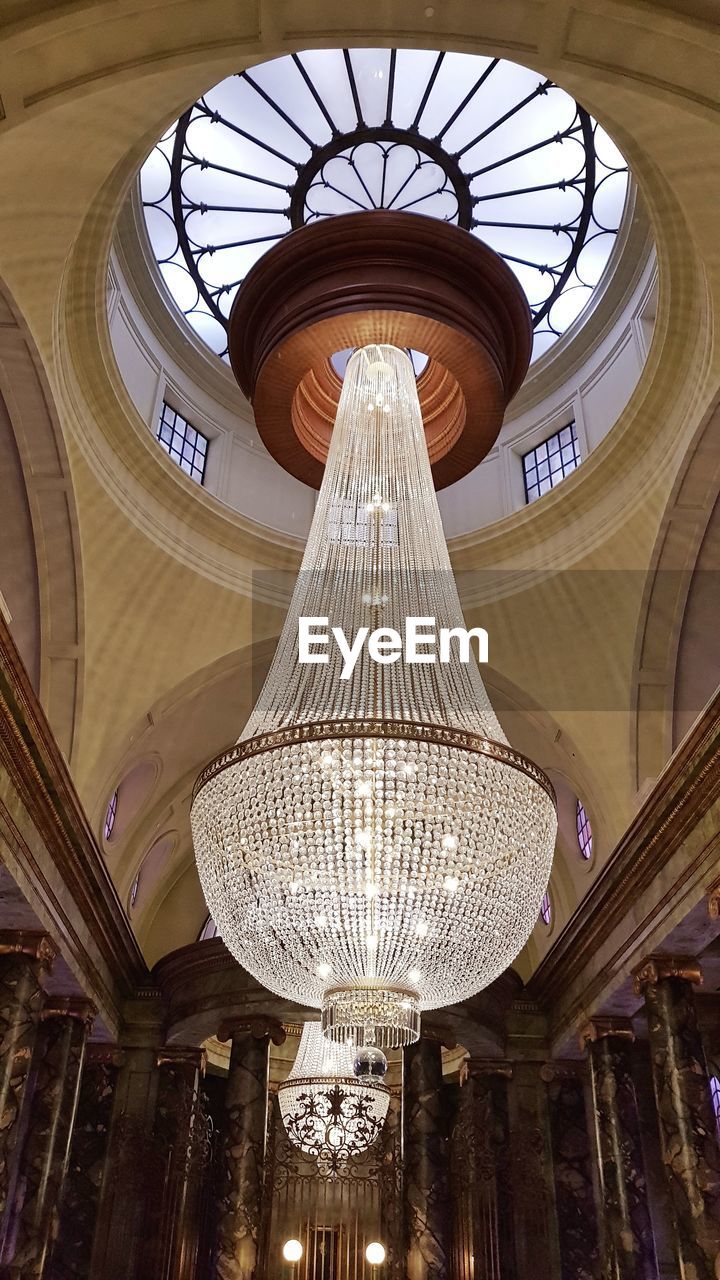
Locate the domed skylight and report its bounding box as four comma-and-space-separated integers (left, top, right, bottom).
140, 48, 629, 365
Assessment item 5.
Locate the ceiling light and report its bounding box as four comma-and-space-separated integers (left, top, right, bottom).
192, 344, 556, 1049
278, 1023, 389, 1177
366, 1243, 386, 1266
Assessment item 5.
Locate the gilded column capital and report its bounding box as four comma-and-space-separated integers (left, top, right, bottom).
157, 1044, 207, 1075
41, 997, 97, 1029
0, 930, 56, 969
579, 1016, 635, 1050
633, 954, 702, 995
217, 1014, 286, 1045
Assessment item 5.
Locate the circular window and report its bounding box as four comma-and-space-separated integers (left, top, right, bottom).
576, 800, 593, 861
141, 48, 629, 365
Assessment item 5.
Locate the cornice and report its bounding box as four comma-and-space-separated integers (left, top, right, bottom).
152, 936, 247, 992
527, 691, 720, 1025
0, 617, 149, 1024
154, 939, 522, 1053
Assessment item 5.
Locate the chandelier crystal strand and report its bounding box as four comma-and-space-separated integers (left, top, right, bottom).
278, 1022, 389, 1176
191, 345, 556, 1048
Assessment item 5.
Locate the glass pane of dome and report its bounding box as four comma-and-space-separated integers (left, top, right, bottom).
140, 47, 629, 365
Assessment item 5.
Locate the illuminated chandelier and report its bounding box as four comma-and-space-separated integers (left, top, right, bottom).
278, 1023, 390, 1177
191, 212, 557, 1049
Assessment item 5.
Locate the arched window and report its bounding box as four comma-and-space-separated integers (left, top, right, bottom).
129, 871, 140, 912
103, 789, 118, 841
539, 891, 552, 927
576, 800, 593, 860
710, 1076, 720, 1131
198, 916, 220, 941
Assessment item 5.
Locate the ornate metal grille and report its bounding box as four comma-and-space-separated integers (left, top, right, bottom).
141, 48, 629, 363
262, 1092, 403, 1280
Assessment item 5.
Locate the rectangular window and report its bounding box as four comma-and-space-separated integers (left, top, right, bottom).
522, 421, 580, 503
156, 402, 208, 484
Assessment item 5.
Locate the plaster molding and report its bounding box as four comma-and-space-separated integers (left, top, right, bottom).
0, 615, 149, 1033
527, 690, 720, 1035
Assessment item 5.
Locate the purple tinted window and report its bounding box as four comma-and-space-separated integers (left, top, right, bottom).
576, 800, 593, 860
103, 789, 118, 841
710, 1077, 720, 1128
198, 916, 220, 941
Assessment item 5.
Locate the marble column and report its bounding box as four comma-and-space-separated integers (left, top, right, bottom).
48, 1045, 124, 1280
3, 998, 95, 1278
451, 1062, 514, 1280
0, 931, 55, 1252
581, 1019, 657, 1280
544, 1063, 600, 1280
507, 1061, 561, 1280
215, 1016, 285, 1280
151, 1045, 209, 1280
378, 1090, 404, 1280
88, 997, 166, 1280
634, 955, 720, 1279
403, 1036, 451, 1280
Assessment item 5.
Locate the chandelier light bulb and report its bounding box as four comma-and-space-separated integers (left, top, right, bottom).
366, 1243, 386, 1266
191, 344, 556, 1049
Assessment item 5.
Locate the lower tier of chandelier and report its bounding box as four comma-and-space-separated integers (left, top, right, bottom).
191, 720, 556, 1048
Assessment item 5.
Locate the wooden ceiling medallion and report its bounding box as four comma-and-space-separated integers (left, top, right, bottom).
228, 211, 532, 491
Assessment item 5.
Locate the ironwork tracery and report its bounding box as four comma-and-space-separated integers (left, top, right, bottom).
141, 48, 629, 362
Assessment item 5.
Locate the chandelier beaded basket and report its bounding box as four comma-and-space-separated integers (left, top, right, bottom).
191, 214, 557, 1049
278, 1023, 390, 1177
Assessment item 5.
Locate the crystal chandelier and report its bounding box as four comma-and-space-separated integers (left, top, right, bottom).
278, 1022, 390, 1176
192, 343, 556, 1047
